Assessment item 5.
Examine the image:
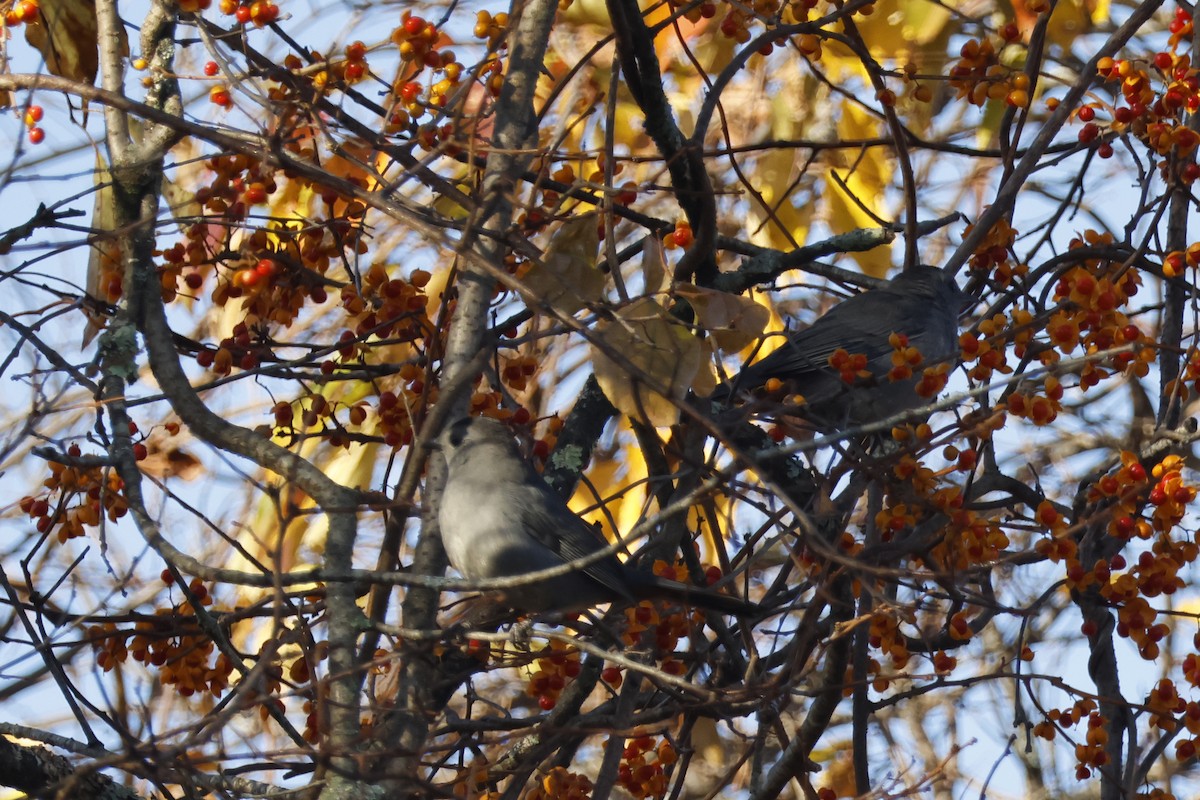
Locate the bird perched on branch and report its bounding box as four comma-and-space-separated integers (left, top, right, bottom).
434, 416, 758, 616
712, 265, 972, 429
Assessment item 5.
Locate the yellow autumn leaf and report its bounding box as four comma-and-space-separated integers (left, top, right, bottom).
824, 102, 892, 278
641, 234, 670, 296
591, 297, 701, 427
569, 423, 648, 544
25, 0, 126, 84
232, 435, 379, 649
82, 151, 121, 347
687, 335, 717, 398
719, 297, 789, 387
521, 214, 605, 314
852, 0, 953, 60
746, 59, 814, 250
1014, 0, 1108, 46
675, 282, 769, 353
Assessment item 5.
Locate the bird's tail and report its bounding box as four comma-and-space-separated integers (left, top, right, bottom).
635, 575, 760, 617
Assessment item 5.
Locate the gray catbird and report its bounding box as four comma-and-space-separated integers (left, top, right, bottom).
713, 265, 970, 428
435, 416, 757, 616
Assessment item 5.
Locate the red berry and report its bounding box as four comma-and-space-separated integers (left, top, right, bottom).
344, 62, 365, 81
399, 81, 421, 103
255, 258, 277, 276
1077, 105, 1095, 122
1154, 52, 1173, 71
1098, 142, 1114, 159
27, 127, 45, 144
184, 272, 203, 289
235, 4, 251, 23
24, 104, 43, 124
243, 182, 267, 203
403, 15, 425, 35
203, 60, 219, 76
132, 443, 148, 461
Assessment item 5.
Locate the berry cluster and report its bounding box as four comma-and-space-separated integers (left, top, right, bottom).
828, 347, 870, 384
87, 579, 237, 700
526, 767, 593, 800
19, 444, 129, 543
1086, 11, 1200, 170
196, 320, 271, 375
964, 311, 1022, 389
341, 263, 433, 341
617, 735, 676, 800
615, 560, 726, 682
886, 332, 923, 383
949, 37, 1029, 108
386, 13, 464, 127
217, 0, 280, 26
523, 640, 581, 711
2, 0, 38, 27
21, 103, 44, 144
965, 218, 1020, 284
1046, 235, 1152, 388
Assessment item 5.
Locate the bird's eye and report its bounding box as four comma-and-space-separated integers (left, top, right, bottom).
447, 419, 470, 447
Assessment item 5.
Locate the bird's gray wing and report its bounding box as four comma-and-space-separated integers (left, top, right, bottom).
514, 477, 636, 602
741, 288, 943, 380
